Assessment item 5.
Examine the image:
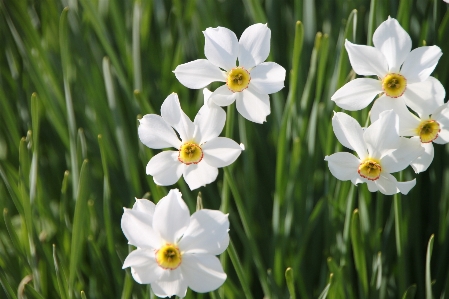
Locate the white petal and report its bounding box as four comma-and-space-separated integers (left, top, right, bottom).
236, 87, 270, 123
434, 132, 449, 144
367, 181, 379, 192
138, 114, 181, 149
203, 27, 239, 71
324, 152, 360, 181
202, 137, 242, 168
238, 23, 271, 69
121, 209, 161, 249
396, 179, 416, 195
183, 162, 219, 190
370, 95, 420, 136
153, 189, 190, 244
344, 40, 388, 77
400, 46, 442, 83
127, 251, 165, 284
209, 85, 238, 107
178, 209, 230, 255
151, 268, 187, 298
146, 151, 183, 186
194, 104, 226, 144
411, 141, 434, 173
132, 198, 156, 215
432, 102, 449, 128
403, 77, 446, 117
181, 254, 227, 293
174, 59, 226, 89
381, 136, 424, 173
375, 173, 400, 195
249, 62, 286, 94
373, 17, 411, 73
331, 78, 381, 111
123, 249, 156, 269
332, 112, 368, 159
203, 88, 213, 106
161, 93, 195, 142
363, 110, 401, 158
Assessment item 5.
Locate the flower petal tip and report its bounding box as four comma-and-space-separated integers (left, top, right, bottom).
239, 143, 245, 150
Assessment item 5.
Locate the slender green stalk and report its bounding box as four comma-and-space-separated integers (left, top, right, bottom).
425, 235, 435, 299
227, 239, 254, 299
367, 0, 377, 46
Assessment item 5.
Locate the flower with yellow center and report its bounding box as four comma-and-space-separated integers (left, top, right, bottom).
121, 189, 230, 297
173, 24, 286, 123
138, 92, 243, 190
331, 17, 443, 115
325, 111, 424, 195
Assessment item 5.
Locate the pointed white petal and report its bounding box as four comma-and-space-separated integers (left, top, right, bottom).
364, 110, 401, 158
370, 95, 420, 136
146, 151, 183, 186
397, 179, 416, 195
128, 253, 165, 284
161, 93, 195, 141
174, 59, 226, 89
209, 85, 238, 107
203, 88, 213, 106
183, 162, 219, 190
431, 102, 449, 129
238, 23, 271, 69
133, 198, 156, 215
331, 78, 381, 111
332, 112, 368, 159
373, 17, 411, 73
402, 77, 446, 117
367, 181, 379, 192
138, 114, 181, 149
121, 209, 161, 249
345, 40, 388, 77
151, 268, 187, 298
181, 254, 227, 293
204, 27, 239, 71
381, 136, 424, 173
153, 189, 190, 244
194, 104, 226, 144
434, 132, 449, 144
178, 210, 229, 255
411, 141, 434, 173
202, 137, 242, 168
375, 173, 400, 195
123, 249, 155, 269
249, 62, 286, 94
324, 152, 360, 181
400, 46, 442, 83
236, 87, 270, 123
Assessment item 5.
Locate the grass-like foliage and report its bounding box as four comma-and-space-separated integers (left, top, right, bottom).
1, 0, 449, 298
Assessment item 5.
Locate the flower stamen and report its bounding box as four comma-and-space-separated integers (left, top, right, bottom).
226, 67, 250, 93
416, 119, 440, 143
178, 142, 203, 165
358, 158, 382, 181
382, 73, 407, 98
155, 244, 182, 270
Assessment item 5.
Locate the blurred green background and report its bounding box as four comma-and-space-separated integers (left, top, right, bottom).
1, 0, 449, 298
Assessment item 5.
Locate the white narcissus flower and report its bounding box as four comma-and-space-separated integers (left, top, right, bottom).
121, 189, 229, 298
324, 110, 424, 195
370, 95, 449, 173
173, 24, 286, 124
138, 91, 243, 190
331, 17, 444, 114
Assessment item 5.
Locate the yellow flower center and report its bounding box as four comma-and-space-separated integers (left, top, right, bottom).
416, 119, 440, 143
382, 73, 407, 98
178, 142, 203, 165
358, 158, 382, 181
226, 67, 251, 92
155, 244, 182, 270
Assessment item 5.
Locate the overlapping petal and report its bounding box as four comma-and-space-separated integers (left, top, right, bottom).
345, 40, 388, 77
182, 254, 227, 293
183, 162, 219, 190
396, 179, 416, 195
375, 173, 400, 195
121, 209, 161, 249
410, 140, 434, 173
380, 137, 424, 173
238, 23, 271, 69
204, 27, 239, 71
331, 78, 381, 111
138, 115, 181, 149
402, 77, 445, 117
236, 86, 270, 123
209, 85, 238, 107
123, 249, 156, 269
194, 103, 226, 144
363, 110, 400, 158
146, 151, 183, 186
249, 62, 286, 94
173, 59, 226, 89
178, 210, 229, 255
202, 137, 243, 168
324, 152, 360, 181
133, 198, 156, 215
331, 112, 367, 159
151, 269, 187, 298
153, 189, 190, 244
128, 256, 165, 284
161, 93, 195, 141
373, 17, 411, 73
400, 46, 442, 84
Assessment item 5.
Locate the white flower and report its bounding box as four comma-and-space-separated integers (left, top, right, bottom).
138, 91, 242, 190
121, 189, 229, 297
324, 110, 424, 195
173, 24, 286, 123
370, 96, 449, 173
331, 17, 444, 114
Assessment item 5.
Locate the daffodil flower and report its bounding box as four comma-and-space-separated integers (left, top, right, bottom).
324, 110, 424, 195
138, 91, 243, 190
370, 96, 449, 173
121, 189, 229, 297
331, 17, 444, 113
173, 24, 286, 123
